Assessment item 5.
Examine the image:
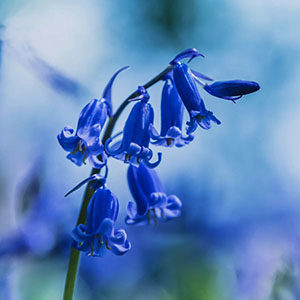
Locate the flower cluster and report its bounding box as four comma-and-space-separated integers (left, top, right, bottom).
58, 48, 260, 257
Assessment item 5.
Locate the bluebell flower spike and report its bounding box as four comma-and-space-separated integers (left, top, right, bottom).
58, 67, 127, 168
72, 188, 131, 257
105, 87, 161, 168
64, 174, 106, 197
203, 80, 260, 102
125, 164, 182, 225
102, 66, 129, 116
150, 76, 194, 147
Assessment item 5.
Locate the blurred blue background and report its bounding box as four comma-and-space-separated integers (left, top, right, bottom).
0, 0, 300, 299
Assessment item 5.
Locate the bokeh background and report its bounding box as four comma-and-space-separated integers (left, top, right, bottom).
0, 0, 300, 299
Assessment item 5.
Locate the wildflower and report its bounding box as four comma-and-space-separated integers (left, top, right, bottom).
57, 66, 128, 168
126, 163, 182, 225
72, 188, 131, 257
202, 80, 260, 102
149, 75, 194, 147
170, 48, 221, 133
105, 86, 162, 168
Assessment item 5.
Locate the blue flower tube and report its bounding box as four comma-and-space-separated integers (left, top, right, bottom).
57, 66, 128, 168
72, 188, 131, 257
170, 49, 221, 133
105, 86, 162, 168
150, 75, 194, 147
126, 163, 182, 225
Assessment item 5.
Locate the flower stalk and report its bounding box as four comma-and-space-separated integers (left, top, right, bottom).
62, 64, 173, 300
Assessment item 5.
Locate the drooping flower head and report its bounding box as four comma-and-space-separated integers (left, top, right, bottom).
105, 86, 162, 168
72, 187, 131, 257
126, 163, 182, 225
202, 80, 260, 102
57, 66, 128, 168
170, 48, 221, 133
149, 75, 194, 147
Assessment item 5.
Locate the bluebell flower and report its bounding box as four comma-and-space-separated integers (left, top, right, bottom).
57, 67, 128, 168
72, 188, 131, 257
149, 75, 194, 147
125, 163, 182, 225
202, 80, 260, 102
170, 48, 221, 133
105, 86, 162, 168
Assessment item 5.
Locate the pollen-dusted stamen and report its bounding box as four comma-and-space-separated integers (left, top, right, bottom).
137, 157, 141, 164
71, 142, 81, 154
147, 210, 151, 224
152, 208, 158, 227
105, 241, 112, 250
96, 234, 103, 248
90, 240, 94, 256
82, 153, 88, 164
79, 142, 86, 154
166, 138, 174, 146
160, 209, 165, 219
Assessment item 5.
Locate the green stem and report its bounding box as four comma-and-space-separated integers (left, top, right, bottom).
62, 64, 173, 300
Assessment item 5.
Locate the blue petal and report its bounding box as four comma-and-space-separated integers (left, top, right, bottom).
149, 192, 168, 207
88, 153, 107, 169
166, 126, 182, 138
66, 150, 86, 166
97, 218, 114, 236
110, 229, 125, 244
173, 63, 215, 122
76, 99, 108, 145
189, 110, 221, 130
161, 195, 182, 220
86, 188, 119, 233
125, 213, 149, 226
72, 224, 94, 240
160, 78, 184, 136
121, 101, 154, 150
143, 152, 162, 168
57, 126, 80, 152
203, 80, 260, 100
149, 124, 160, 140
102, 66, 129, 116
127, 166, 149, 216
170, 48, 204, 65
110, 241, 131, 256
105, 138, 124, 156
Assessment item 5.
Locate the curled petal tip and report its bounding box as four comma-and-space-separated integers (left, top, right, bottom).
170, 48, 204, 65
102, 66, 130, 116
143, 152, 162, 168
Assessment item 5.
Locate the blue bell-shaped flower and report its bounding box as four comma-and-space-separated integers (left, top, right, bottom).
105, 86, 162, 168
72, 187, 131, 257
203, 80, 260, 102
126, 163, 182, 225
149, 75, 194, 147
170, 48, 221, 133
57, 66, 128, 168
